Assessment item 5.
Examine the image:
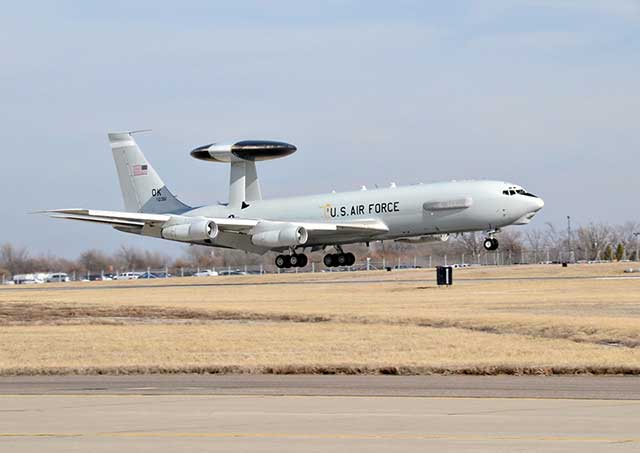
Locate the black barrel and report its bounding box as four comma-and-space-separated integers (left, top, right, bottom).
436, 266, 453, 286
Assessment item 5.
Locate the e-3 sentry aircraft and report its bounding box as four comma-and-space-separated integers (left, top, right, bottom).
44, 131, 544, 268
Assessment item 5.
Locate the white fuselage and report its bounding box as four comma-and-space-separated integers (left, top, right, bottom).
183, 180, 544, 250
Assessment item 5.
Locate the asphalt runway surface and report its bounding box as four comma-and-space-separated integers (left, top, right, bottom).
1, 376, 639, 452
1, 375, 639, 399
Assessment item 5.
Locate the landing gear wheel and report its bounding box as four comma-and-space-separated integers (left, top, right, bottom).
275, 255, 287, 269
344, 252, 356, 266
483, 238, 499, 251
289, 254, 308, 268
336, 253, 348, 266
323, 254, 335, 267
275, 254, 292, 268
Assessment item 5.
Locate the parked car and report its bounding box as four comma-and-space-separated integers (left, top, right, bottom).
13, 274, 45, 284
393, 264, 419, 270
138, 272, 171, 279
87, 274, 112, 281
46, 273, 70, 283
113, 272, 142, 280
218, 269, 247, 276
193, 270, 219, 277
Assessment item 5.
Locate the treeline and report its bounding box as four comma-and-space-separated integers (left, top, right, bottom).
1, 221, 638, 276
0, 244, 269, 277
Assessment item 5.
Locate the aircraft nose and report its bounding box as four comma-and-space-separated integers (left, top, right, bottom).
532, 196, 544, 211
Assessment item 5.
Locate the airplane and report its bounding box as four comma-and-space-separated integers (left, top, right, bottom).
43, 131, 544, 269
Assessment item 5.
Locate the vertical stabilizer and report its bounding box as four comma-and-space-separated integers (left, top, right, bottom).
109, 131, 191, 214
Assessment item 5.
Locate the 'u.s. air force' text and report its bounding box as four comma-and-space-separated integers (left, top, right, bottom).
324, 201, 400, 218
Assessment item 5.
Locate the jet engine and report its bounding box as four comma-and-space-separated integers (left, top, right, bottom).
161, 218, 218, 242
251, 223, 308, 248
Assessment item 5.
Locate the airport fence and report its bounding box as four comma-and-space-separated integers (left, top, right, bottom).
5, 248, 629, 284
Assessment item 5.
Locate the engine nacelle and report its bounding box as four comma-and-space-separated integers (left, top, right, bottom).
161, 218, 218, 242
251, 223, 308, 248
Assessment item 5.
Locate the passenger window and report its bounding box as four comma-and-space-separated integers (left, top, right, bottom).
502, 190, 509, 195
509, 190, 515, 195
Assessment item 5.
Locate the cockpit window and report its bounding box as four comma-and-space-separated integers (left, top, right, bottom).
503, 187, 535, 197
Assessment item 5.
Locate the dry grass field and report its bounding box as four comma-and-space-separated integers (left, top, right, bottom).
1, 263, 639, 375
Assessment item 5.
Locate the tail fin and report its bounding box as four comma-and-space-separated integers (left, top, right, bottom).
108, 131, 191, 214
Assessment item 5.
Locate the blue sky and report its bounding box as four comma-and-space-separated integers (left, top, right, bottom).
1, 1, 639, 257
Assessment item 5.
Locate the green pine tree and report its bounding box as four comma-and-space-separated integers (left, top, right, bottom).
603, 245, 613, 261
615, 243, 625, 261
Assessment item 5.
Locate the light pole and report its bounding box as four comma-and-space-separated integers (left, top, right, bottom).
567, 216, 573, 263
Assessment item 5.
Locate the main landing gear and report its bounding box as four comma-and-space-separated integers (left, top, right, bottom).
274, 248, 356, 269
483, 237, 499, 251
323, 252, 355, 268
275, 253, 308, 269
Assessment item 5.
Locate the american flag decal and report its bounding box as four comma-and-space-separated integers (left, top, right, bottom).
133, 164, 148, 176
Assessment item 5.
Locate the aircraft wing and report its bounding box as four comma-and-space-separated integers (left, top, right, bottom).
44, 209, 169, 228
40, 209, 258, 232
41, 209, 388, 244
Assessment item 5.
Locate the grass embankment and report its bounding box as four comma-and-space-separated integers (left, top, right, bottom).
1, 263, 639, 375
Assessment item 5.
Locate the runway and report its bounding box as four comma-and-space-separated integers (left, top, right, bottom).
1, 375, 640, 399
1, 376, 639, 452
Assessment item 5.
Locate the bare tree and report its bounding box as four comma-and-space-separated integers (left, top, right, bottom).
114, 245, 169, 271
496, 229, 524, 263
454, 232, 483, 258
184, 245, 223, 269
576, 223, 611, 261
524, 228, 545, 262
0, 243, 31, 275
78, 249, 113, 273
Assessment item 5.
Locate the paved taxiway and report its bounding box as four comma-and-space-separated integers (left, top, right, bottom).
1, 376, 639, 452
2, 375, 640, 399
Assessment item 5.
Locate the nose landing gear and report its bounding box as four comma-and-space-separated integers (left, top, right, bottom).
483, 238, 499, 251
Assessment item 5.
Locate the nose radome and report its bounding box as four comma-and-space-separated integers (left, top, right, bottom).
533, 197, 544, 210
